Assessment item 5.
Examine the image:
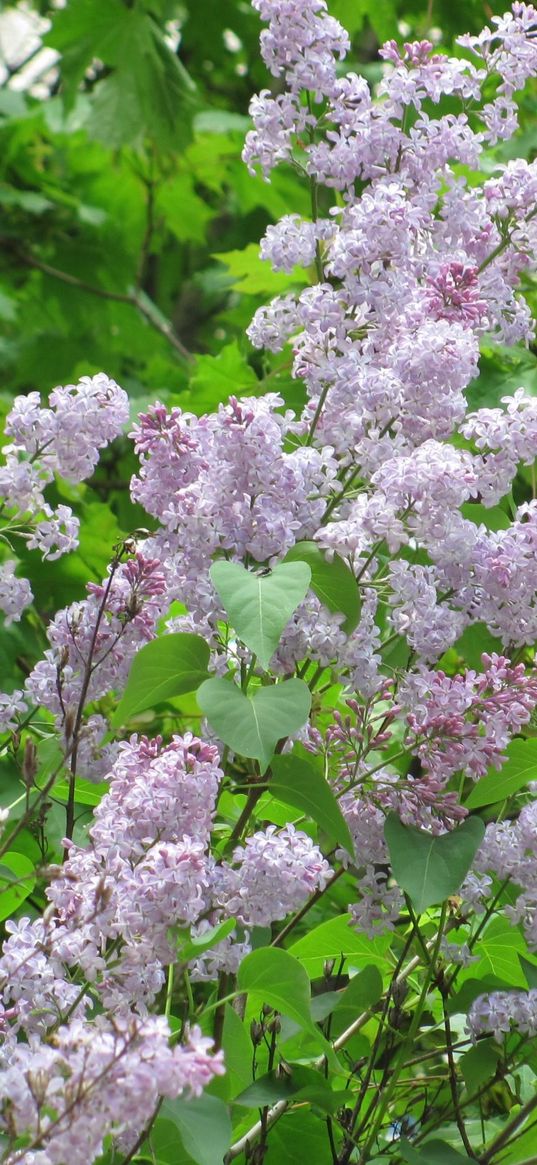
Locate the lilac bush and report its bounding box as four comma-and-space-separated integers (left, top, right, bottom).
2, 2, 537, 1163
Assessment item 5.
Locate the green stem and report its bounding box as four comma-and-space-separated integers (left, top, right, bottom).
357, 903, 448, 1164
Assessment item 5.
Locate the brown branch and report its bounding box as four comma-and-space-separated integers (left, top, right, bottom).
13, 247, 193, 363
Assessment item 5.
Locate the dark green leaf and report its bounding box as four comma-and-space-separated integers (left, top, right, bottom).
333, 964, 383, 1014
465, 739, 537, 809
283, 541, 361, 633
112, 633, 210, 725
460, 1040, 501, 1090
384, 814, 486, 914
234, 1066, 350, 1112
269, 754, 354, 854
160, 1095, 231, 1165
519, 954, 537, 988
460, 503, 511, 532
209, 1005, 252, 1102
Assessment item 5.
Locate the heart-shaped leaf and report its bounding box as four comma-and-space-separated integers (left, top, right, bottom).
384, 814, 485, 914
283, 541, 361, 633
112, 633, 210, 725
197, 678, 311, 773
269, 754, 354, 854
210, 560, 311, 668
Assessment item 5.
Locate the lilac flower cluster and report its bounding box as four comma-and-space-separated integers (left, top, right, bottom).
404, 655, 537, 783
468, 800, 537, 949
20, 552, 167, 763
0, 731, 329, 1160
467, 989, 537, 1042
0, 374, 128, 625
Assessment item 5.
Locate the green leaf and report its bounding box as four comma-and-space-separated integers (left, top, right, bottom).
210, 560, 311, 669
519, 953, 537, 988
465, 739, 537, 809
46, 0, 128, 94
48, 0, 196, 146
208, 1005, 252, 1102
176, 917, 237, 962
0, 187, 54, 214
234, 1066, 349, 1112
187, 341, 258, 414
0, 852, 36, 921
159, 1095, 231, 1165
460, 503, 511, 532
214, 243, 308, 295
413, 1142, 474, 1165
237, 947, 315, 1035
384, 814, 486, 914
453, 623, 503, 671
53, 778, 109, 807
283, 541, 361, 634
263, 1107, 334, 1163
112, 634, 210, 726
288, 914, 391, 979
460, 1039, 501, 1090
333, 964, 383, 1014
466, 917, 528, 987
197, 678, 311, 773
269, 754, 354, 854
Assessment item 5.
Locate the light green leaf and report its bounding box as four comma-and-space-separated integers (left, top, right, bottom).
269, 754, 354, 854
0, 852, 36, 921
283, 541, 361, 634
384, 814, 486, 914
159, 1095, 231, 1165
210, 560, 311, 669
197, 678, 311, 773
176, 917, 237, 962
214, 243, 308, 295
289, 914, 391, 979
53, 778, 109, 807
187, 341, 258, 414
112, 634, 210, 725
238, 947, 315, 1034
465, 738, 537, 809
467, 917, 528, 987
0, 187, 53, 214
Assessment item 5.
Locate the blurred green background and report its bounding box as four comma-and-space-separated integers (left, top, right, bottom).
1, 0, 535, 405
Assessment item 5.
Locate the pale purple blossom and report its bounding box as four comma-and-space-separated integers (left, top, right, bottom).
0, 561, 32, 623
